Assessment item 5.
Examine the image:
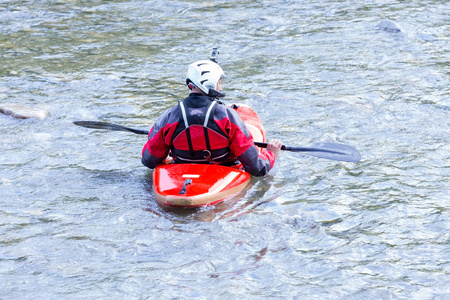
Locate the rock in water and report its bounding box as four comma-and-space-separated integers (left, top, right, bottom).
0, 103, 50, 120
377, 20, 402, 33
437, 105, 450, 111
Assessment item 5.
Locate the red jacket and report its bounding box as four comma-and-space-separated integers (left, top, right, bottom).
142, 93, 276, 176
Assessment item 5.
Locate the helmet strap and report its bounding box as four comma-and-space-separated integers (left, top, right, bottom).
208, 89, 226, 98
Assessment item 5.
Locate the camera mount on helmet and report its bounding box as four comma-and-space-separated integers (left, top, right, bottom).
210, 47, 219, 63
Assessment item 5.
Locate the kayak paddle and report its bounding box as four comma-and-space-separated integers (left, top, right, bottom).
73, 121, 361, 162
73, 121, 149, 135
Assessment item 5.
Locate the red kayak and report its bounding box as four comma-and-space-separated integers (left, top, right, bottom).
153, 104, 265, 207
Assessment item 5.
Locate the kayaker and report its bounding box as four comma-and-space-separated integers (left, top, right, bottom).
141, 60, 282, 176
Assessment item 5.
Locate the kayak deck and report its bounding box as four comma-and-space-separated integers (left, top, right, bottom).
153, 163, 250, 207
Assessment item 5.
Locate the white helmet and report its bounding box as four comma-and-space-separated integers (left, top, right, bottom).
186, 60, 226, 97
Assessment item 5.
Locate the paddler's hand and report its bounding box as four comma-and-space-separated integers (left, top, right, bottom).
266, 139, 282, 159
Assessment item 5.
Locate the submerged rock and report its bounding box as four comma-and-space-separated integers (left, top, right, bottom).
377, 20, 402, 33
437, 105, 450, 111
307, 209, 342, 223
0, 103, 50, 120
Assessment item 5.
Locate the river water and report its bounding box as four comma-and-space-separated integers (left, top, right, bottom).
1, 0, 449, 299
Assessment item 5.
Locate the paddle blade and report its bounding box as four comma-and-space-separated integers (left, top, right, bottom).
287, 142, 361, 162
254, 141, 361, 162
74, 121, 122, 130
73, 121, 149, 135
